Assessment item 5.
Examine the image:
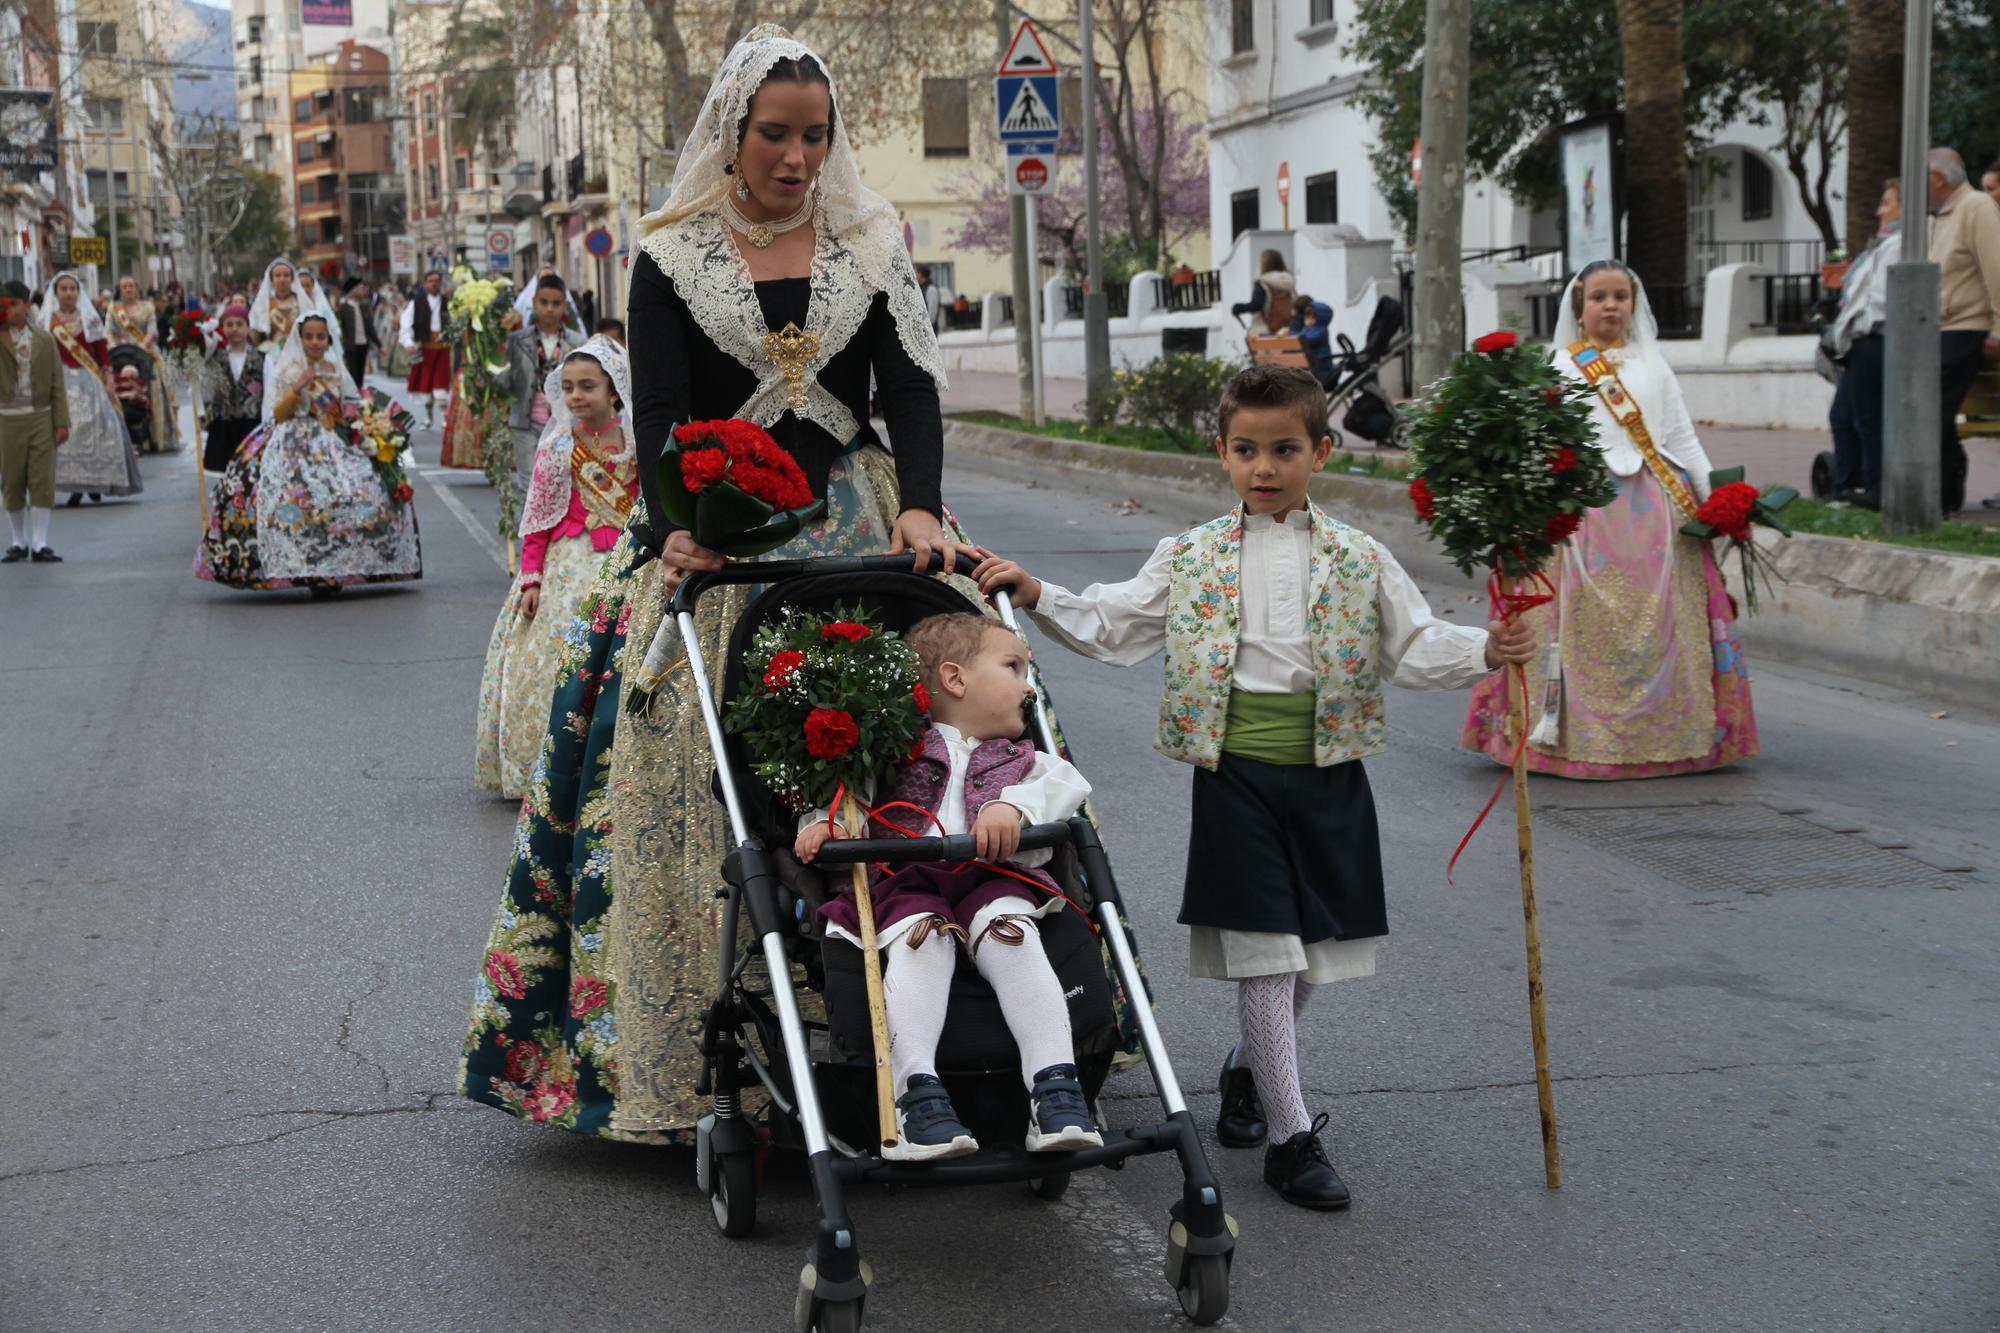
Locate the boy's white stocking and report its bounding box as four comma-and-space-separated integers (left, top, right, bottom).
883, 924, 956, 1095
1236, 972, 1312, 1143
6, 508, 26, 546
1225, 975, 1318, 1070
29, 507, 50, 549
969, 897, 1074, 1087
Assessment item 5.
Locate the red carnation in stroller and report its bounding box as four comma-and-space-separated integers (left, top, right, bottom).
669, 551, 1238, 1331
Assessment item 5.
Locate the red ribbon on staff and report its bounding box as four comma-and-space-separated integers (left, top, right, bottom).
1446, 565, 1556, 884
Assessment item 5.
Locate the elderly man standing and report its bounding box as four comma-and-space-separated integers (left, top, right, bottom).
1926, 148, 2000, 515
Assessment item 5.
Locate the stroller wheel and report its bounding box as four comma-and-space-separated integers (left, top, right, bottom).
1028, 1171, 1070, 1201
1387, 407, 1413, 450
1174, 1252, 1231, 1325
1810, 449, 1837, 500
795, 1293, 864, 1333
710, 1148, 757, 1238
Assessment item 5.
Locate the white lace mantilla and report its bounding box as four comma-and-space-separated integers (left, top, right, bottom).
640, 207, 945, 442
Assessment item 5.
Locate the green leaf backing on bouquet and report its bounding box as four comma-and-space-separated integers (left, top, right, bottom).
712, 499, 830, 557
1709, 464, 1747, 488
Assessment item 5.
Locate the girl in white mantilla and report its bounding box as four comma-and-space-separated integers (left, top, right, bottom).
977, 365, 1536, 1211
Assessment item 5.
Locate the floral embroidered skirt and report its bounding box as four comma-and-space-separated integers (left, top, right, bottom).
1462, 468, 1758, 779
193, 417, 423, 591
475, 534, 606, 798
53, 363, 143, 496
439, 372, 487, 469
459, 446, 1147, 1142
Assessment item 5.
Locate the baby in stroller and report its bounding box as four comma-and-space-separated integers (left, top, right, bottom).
796, 611, 1105, 1162
112, 358, 153, 452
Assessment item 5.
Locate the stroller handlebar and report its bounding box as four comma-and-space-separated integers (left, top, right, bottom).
808, 821, 1071, 866
671, 549, 987, 616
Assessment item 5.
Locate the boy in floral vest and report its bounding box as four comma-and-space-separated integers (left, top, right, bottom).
796, 612, 1102, 1162
976, 365, 1535, 1209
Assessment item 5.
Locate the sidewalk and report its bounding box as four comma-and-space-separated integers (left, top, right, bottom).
939, 371, 2000, 514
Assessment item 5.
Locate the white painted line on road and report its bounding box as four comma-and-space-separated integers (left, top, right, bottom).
419, 467, 510, 574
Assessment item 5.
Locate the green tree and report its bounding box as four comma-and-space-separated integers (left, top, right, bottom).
1931, 0, 2000, 185
216, 169, 292, 283
1617, 0, 1690, 289
1844, 0, 1901, 253
449, 15, 515, 208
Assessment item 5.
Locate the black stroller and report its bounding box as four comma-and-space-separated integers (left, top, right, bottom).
1326, 295, 1413, 450
673, 552, 1237, 1332
110, 344, 155, 452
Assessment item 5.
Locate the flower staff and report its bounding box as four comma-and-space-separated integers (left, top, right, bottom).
1408, 326, 1621, 1191
166, 308, 214, 527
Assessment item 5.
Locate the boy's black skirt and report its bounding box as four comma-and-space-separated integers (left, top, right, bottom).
1180, 753, 1387, 944
203, 416, 257, 472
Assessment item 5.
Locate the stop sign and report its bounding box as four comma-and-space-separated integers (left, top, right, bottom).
1014, 157, 1048, 193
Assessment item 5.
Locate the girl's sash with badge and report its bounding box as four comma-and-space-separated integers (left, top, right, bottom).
1566, 341, 1700, 521
49, 318, 99, 380
569, 434, 635, 533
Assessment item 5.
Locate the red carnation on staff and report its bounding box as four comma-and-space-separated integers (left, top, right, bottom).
1550, 447, 1578, 474
1695, 480, 1760, 543
763, 649, 806, 690
1472, 331, 1519, 354
392, 481, 414, 503
1410, 476, 1437, 523
1543, 511, 1582, 543
804, 707, 860, 759
912, 680, 931, 713
822, 620, 872, 643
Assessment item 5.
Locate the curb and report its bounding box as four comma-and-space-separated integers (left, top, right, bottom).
944, 419, 2000, 714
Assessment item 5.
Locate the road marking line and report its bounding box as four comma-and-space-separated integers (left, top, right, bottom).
419, 468, 509, 573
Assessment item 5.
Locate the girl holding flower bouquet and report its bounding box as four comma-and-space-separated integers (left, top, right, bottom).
1462, 260, 1758, 778
475, 336, 637, 797
194, 313, 421, 593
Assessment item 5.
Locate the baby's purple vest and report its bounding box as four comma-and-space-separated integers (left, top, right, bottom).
868, 728, 1057, 889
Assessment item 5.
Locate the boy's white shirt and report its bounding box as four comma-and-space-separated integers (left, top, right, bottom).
1030, 508, 1491, 690
798, 720, 1092, 870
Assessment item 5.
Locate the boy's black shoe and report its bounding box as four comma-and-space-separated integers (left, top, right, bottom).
1263, 1113, 1350, 1209
1026, 1063, 1103, 1151
29, 547, 61, 563
1216, 1063, 1267, 1147
884, 1073, 978, 1162
1, 545, 26, 563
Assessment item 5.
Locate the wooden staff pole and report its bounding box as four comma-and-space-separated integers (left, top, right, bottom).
190, 378, 210, 531
842, 791, 898, 1148
1511, 656, 1561, 1188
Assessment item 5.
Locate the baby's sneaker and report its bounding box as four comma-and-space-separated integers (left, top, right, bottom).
1026, 1063, 1103, 1152
884, 1073, 979, 1162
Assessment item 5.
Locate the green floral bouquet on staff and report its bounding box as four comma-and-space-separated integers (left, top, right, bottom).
1680, 468, 1796, 612
723, 606, 929, 811
624, 420, 829, 716
1406, 331, 1619, 579
446, 267, 520, 543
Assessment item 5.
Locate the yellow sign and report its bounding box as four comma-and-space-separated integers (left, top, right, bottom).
68, 235, 108, 265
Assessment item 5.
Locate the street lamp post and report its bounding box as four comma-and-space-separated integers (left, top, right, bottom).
1882, 0, 1941, 533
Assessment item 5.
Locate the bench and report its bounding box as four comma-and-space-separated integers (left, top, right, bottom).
1959, 366, 2000, 438
1247, 333, 1309, 369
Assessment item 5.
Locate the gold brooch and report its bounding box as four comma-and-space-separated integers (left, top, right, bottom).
763, 322, 819, 410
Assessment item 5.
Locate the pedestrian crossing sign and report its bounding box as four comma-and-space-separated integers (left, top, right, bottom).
997, 74, 1060, 144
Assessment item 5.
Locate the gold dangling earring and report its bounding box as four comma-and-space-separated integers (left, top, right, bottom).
735, 175, 751, 201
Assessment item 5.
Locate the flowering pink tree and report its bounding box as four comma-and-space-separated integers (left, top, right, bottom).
948, 102, 1208, 285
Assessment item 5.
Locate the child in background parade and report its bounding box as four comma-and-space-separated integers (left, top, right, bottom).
0, 280, 71, 563
475, 336, 636, 797
794, 613, 1104, 1162
202, 305, 264, 473
976, 365, 1535, 1209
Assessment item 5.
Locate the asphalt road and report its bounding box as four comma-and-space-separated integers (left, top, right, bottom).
3, 411, 1996, 1332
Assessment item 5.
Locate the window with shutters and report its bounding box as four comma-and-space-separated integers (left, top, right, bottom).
1741, 150, 1774, 222
1230, 189, 1260, 238
922, 79, 969, 158
1230, 0, 1254, 53
1304, 171, 1337, 225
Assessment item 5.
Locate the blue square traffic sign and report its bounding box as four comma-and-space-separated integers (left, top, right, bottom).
996, 74, 1061, 144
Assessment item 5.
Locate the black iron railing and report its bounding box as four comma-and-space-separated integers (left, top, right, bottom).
1692, 238, 1825, 281
1755, 273, 1828, 335
566, 152, 585, 199
1060, 283, 1130, 319
1529, 291, 1562, 341
943, 301, 982, 331
1154, 269, 1221, 312
994, 294, 1014, 326
1651, 283, 1704, 340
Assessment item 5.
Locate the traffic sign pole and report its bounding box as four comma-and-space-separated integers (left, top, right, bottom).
1025, 192, 1044, 424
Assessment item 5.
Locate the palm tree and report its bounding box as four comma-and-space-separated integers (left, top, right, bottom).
449, 16, 516, 225
1617, 0, 1690, 292
1845, 0, 1903, 254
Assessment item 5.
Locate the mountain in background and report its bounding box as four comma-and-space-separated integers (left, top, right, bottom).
167, 0, 236, 129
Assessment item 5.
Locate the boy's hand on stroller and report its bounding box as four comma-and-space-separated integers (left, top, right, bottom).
973, 802, 1024, 863
1484, 618, 1536, 669
888, 508, 972, 574
795, 819, 847, 864
973, 557, 1040, 609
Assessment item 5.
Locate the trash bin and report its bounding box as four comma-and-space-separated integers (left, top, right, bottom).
1161, 326, 1207, 357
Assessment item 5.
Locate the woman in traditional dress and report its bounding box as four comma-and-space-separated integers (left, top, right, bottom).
40, 272, 143, 503
1462, 260, 1758, 778
375, 284, 409, 378
475, 336, 637, 798
194, 312, 421, 594
458, 26, 987, 1140
248, 259, 304, 356
106, 275, 175, 453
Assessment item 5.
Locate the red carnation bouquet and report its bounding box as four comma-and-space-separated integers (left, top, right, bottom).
723, 605, 929, 810
655, 418, 827, 557
1678, 466, 1796, 612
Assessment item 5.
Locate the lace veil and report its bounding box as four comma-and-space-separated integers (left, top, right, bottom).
1551, 260, 1661, 353
262, 312, 357, 423
39, 271, 109, 342
519, 334, 635, 539
636, 23, 944, 391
